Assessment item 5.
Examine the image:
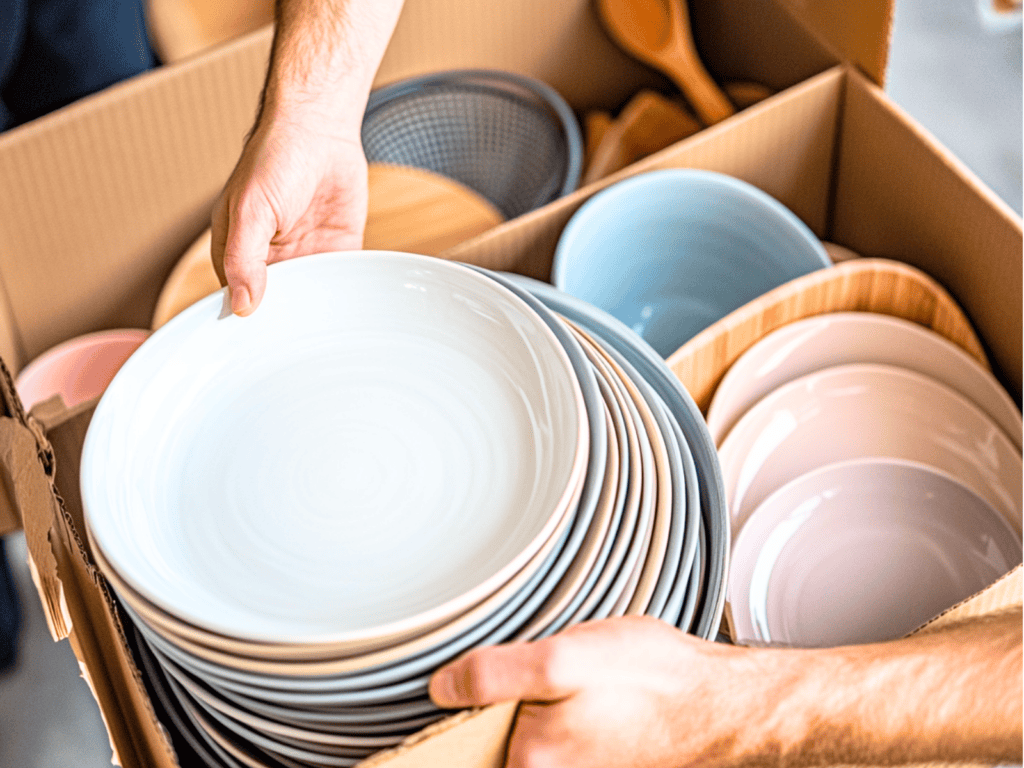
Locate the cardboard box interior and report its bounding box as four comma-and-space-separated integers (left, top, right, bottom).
0, 0, 1019, 765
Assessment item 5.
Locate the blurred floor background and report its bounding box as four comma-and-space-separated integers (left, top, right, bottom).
0, 0, 1020, 765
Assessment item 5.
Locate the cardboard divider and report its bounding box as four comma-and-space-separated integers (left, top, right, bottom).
691, 0, 840, 92
445, 67, 845, 282
776, 0, 893, 85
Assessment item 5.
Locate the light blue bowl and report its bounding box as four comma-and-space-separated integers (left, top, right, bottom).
552, 169, 831, 358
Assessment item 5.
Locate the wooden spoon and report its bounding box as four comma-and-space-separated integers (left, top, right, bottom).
595, 0, 734, 126
151, 164, 505, 328
583, 110, 614, 167
582, 90, 701, 184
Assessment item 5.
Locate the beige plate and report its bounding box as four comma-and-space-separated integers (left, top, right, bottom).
511, 401, 621, 641
563, 330, 642, 624
150, 164, 504, 329
568, 324, 665, 618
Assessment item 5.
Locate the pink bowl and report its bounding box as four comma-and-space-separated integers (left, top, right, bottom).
16, 329, 150, 411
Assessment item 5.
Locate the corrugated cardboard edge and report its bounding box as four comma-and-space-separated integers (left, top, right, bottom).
357, 702, 518, 768
916, 565, 1022, 634
0, 381, 180, 767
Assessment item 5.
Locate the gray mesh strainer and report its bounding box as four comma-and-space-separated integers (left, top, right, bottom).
362, 69, 583, 220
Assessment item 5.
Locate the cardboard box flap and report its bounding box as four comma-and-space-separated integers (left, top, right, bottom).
0, 28, 272, 371
360, 703, 518, 768
920, 565, 1022, 632
832, 70, 1023, 401
779, 0, 894, 86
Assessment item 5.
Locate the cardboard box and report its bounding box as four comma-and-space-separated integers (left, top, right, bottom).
0, 0, 1019, 765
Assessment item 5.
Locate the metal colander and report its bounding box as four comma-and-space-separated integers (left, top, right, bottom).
362, 69, 583, 220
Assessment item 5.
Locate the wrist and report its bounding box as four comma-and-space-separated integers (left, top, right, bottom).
260, 0, 404, 134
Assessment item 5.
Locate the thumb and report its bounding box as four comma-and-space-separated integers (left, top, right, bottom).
429, 641, 577, 709
214, 196, 277, 317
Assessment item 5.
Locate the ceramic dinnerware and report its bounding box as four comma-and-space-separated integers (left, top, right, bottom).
706, 311, 1023, 447
551, 169, 830, 358
728, 458, 1022, 647
503, 272, 728, 640
718, 363, 1024, 538
582, 328, 697, 619
84, 251, 588, 647
15, 328, 149, 411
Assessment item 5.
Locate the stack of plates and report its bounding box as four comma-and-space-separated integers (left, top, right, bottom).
712, 312, 1023, 648
81, 252, 727, 768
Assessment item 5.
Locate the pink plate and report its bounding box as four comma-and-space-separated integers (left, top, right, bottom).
728, 458, 1022, 648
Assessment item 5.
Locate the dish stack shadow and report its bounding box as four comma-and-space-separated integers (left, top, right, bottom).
81, 252, 728, 768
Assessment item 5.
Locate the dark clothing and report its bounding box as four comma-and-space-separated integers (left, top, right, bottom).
1, 0, 156, 129
0, 539, 20, 673
0, 0, 157, 670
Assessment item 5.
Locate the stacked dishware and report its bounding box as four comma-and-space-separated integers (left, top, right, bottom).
710, 311, 1023, 648
81, 251, 727, 768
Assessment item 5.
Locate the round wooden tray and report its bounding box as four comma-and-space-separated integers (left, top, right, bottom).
666, 257, 991, 414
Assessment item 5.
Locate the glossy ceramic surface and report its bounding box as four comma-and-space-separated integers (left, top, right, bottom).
578, 326, 695, 619
15, 328, 150, 410
84, 251, 587, 644
504, 272, 728, 640
707, 312, 1023, 448
551, 169, 830, 357
719, 363, 1024, 538
728, 459, 1022, 647
563, 327, 646, 624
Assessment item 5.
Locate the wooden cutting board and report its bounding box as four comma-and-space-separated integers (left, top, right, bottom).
150, 164, 504, 328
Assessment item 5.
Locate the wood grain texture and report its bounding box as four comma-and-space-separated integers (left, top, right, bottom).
595, 0, 735, 125
582, 91, 701, 185
665, 258, 990, 413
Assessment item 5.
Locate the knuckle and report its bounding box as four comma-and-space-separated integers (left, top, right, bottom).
512, 740, 562, 768
534, 639, 575, 692
457, 650, 496, 702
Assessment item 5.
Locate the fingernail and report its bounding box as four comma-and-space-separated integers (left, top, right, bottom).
429, 668, 457, 707
232, 286, 251, 316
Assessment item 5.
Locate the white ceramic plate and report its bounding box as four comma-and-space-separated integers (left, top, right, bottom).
83, 251, 588, 644
706, 312, 1023, 448
719, 363, 1023, 538
728, 458, 1022, 647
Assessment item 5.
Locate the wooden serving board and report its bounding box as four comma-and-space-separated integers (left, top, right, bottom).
150, 164, 504, 328
666, 258, 991, 414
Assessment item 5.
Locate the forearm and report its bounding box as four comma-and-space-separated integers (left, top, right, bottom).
722, 608, 1023, 766
261, 0, 405, 130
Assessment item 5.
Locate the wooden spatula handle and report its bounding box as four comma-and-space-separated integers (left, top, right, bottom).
665, 0, 734, 125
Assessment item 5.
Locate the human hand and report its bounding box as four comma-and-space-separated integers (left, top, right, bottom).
211, 111, 369, 316
428, 615, 770, 768
428, 609, 1023, 768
